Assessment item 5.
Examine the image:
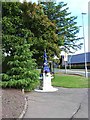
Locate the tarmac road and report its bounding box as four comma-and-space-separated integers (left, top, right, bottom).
54, 69, 90, 77
24, 87, 88, 119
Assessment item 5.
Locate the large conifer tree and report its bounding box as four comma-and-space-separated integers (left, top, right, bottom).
40, 1, 83, 53
2, 2, 39, 90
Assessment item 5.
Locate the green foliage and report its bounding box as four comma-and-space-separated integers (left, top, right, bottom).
2, 40, 39, 89
40, 1, 83, 53
2, 2, 39, 89
2, 1, 61, 66
21, 2, 61, 64
1, 77, 39, 89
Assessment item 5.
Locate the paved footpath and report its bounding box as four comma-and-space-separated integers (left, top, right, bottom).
24, 87, 88, 118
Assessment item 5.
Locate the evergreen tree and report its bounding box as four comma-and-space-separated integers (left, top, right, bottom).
21, 2, 61, 65
2, 2, 39, 90
40, 1, 83, 53
2, 1, 61, 67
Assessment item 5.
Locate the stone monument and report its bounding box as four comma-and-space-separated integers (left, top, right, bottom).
35, 50, 58, 92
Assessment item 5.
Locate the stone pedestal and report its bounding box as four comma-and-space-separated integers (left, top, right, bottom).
35, 73, 58, 92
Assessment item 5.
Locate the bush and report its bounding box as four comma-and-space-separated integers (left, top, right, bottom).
1, 76, 39, 90
1, 43, 40, 90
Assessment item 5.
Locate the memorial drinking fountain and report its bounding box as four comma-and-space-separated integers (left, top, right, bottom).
35, 50, 58, 92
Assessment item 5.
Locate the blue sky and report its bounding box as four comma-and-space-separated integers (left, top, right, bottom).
20, 0, 89, 55
56, 0, 89, 55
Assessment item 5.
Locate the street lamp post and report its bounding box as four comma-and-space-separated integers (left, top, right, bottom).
81, 12, 88, 78
64, 52, 68, 74
68, 55, 72, 69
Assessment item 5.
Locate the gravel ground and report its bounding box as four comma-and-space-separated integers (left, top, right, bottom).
1, 88, 25, 118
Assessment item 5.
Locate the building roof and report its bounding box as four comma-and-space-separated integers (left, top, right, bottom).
68, 52, 90, 64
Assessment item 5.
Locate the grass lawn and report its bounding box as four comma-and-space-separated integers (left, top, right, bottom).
52, 74, 88, 88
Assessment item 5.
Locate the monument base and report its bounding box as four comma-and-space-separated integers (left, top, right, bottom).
35, 86, 58, 92
35, 72, 58, 92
